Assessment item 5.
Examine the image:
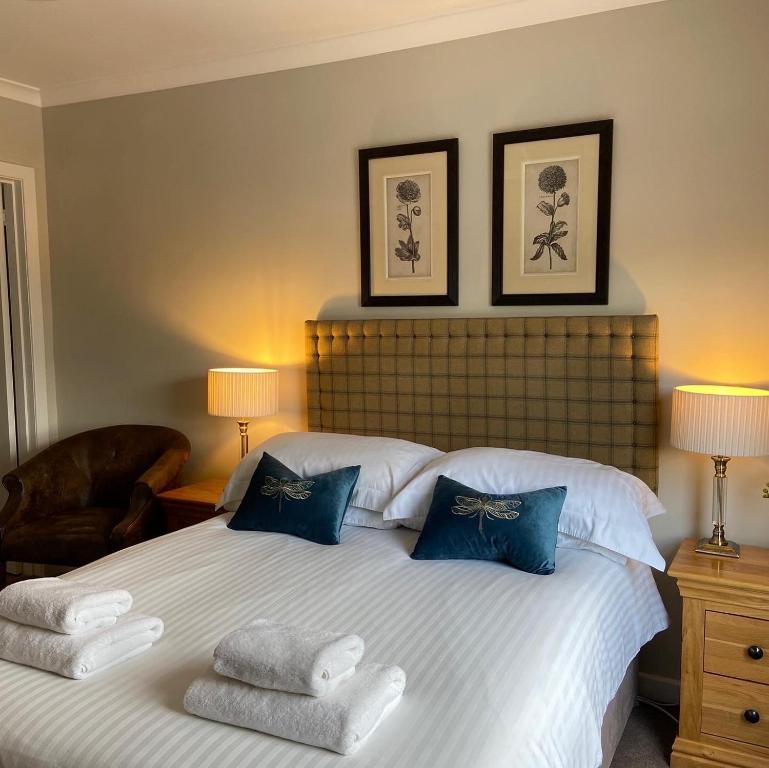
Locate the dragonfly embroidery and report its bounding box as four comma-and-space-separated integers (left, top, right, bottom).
451, 495, 521, 534
261, 476, 315, 514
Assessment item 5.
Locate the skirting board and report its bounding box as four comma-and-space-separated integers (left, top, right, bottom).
638, 671, 680, 706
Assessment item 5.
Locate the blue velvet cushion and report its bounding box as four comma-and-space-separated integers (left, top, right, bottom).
228, 452, 361, 545
410, 475, 566, 574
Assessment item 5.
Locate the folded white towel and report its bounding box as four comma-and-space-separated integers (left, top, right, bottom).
0, 613, 164, 679
213, 619, 365, 697
184, 662, 406, 755
0, 577, 133, 634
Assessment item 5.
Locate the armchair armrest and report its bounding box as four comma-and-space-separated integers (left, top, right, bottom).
110, 445, 190, 550
0, 474, 23, 541
0, 449, 91, 538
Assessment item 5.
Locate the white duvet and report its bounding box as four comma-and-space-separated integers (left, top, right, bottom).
0, 518, 667, 768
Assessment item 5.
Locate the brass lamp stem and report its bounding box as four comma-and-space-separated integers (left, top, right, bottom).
237, 419, 250, 459
708, 456, 729, 546
695, 454, 740, 558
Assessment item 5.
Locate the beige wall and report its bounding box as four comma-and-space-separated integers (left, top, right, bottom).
41, 0, 769, 686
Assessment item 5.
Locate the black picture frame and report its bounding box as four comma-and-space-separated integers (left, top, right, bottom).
491, 120, 613, 306
359, 138, 458, 307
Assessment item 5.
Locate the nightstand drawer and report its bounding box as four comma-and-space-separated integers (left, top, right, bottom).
705, 611, 769, 685
164, 503, 222, 533
702, 673, 769, 748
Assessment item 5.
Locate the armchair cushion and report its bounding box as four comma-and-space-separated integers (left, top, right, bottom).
1, 507, 125, 567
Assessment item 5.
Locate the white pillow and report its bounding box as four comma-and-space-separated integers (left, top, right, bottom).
383, 447, 665, 570
556, 533, 627, 565
397, 521, 626, 565
219, 431, 443, 514
343, 506, 400, 530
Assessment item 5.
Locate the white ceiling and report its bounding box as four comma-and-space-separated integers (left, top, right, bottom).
0, 0, 665, 107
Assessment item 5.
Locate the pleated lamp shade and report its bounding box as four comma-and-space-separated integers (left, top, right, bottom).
671, 385, 769, 457
208, 368, 279, 419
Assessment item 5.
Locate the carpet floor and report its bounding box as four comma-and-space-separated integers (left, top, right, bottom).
611, 701, 678, 767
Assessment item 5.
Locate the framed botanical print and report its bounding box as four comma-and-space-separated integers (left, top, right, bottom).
491, 120, 613, 305
359, 138, 458, 306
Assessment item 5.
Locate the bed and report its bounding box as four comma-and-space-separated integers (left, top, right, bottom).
0, 315, 667, 768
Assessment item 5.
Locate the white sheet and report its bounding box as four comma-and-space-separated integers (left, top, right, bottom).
0, 517, 667, 768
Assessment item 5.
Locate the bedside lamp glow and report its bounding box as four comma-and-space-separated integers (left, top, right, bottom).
208, 368, 278, 459
671, 384, 769, 558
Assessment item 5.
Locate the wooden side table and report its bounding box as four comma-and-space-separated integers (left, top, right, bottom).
669, 539, 769, 767
158, 478, 228, 533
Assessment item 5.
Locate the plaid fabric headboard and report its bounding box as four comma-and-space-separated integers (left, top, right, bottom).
305, 316, 659, 491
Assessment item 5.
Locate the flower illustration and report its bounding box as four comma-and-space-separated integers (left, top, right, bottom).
396, 179, 421, 204
451, 494, 521, 535
536, 201, 552, 217
261, 475, 314, 514
393, 178, 423, 273
538, 165, 567, 194
532, 164, 570, 270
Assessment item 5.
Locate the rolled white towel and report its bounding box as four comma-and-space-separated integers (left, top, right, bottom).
213, 619, 364, 697
184, 662, 406, 755
0, 577, 132, 634
0, 613, 164, 679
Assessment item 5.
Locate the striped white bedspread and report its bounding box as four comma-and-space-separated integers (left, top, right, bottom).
0, 517, 667, 768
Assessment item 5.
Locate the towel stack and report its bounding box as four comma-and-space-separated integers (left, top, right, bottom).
0, 577, 164, 679
184, 619, 406, 755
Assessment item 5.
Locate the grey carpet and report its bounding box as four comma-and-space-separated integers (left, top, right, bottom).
611, 701, 678, 767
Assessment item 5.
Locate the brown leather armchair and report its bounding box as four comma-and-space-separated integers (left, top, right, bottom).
0, 425, 190, 583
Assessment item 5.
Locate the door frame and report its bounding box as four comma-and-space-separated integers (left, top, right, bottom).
0, 191, 16, 467
0, 161, 55, 460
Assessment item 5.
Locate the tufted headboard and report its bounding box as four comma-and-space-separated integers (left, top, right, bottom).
305, 316, 659, 490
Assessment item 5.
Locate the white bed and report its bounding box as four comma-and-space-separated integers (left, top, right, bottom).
0, 515, 667, 768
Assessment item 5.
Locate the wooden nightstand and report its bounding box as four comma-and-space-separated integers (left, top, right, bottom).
669, 539, 769, 767
158, 478, 228, 533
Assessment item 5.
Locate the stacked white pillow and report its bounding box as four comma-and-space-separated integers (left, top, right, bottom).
218, 431, 443, 528
341, 506, 400, 530
382, 447, 666, 570
219, 432, 666, 570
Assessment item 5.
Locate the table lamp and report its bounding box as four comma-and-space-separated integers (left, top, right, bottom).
671, 384, 769, 558
208, 368, 279, 459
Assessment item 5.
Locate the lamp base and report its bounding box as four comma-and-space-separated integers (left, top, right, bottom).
695, 537, 741, 558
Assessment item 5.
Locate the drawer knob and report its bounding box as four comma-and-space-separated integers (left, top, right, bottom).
748, 645, 765, 660
744, 709, 761, 724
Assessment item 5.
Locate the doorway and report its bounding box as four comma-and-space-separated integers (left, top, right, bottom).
0, 162, 56, 577
1, 181, 22, 498
0, 162, 55, 494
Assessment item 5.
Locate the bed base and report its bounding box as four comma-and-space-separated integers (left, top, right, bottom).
601, 658, 639, 767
